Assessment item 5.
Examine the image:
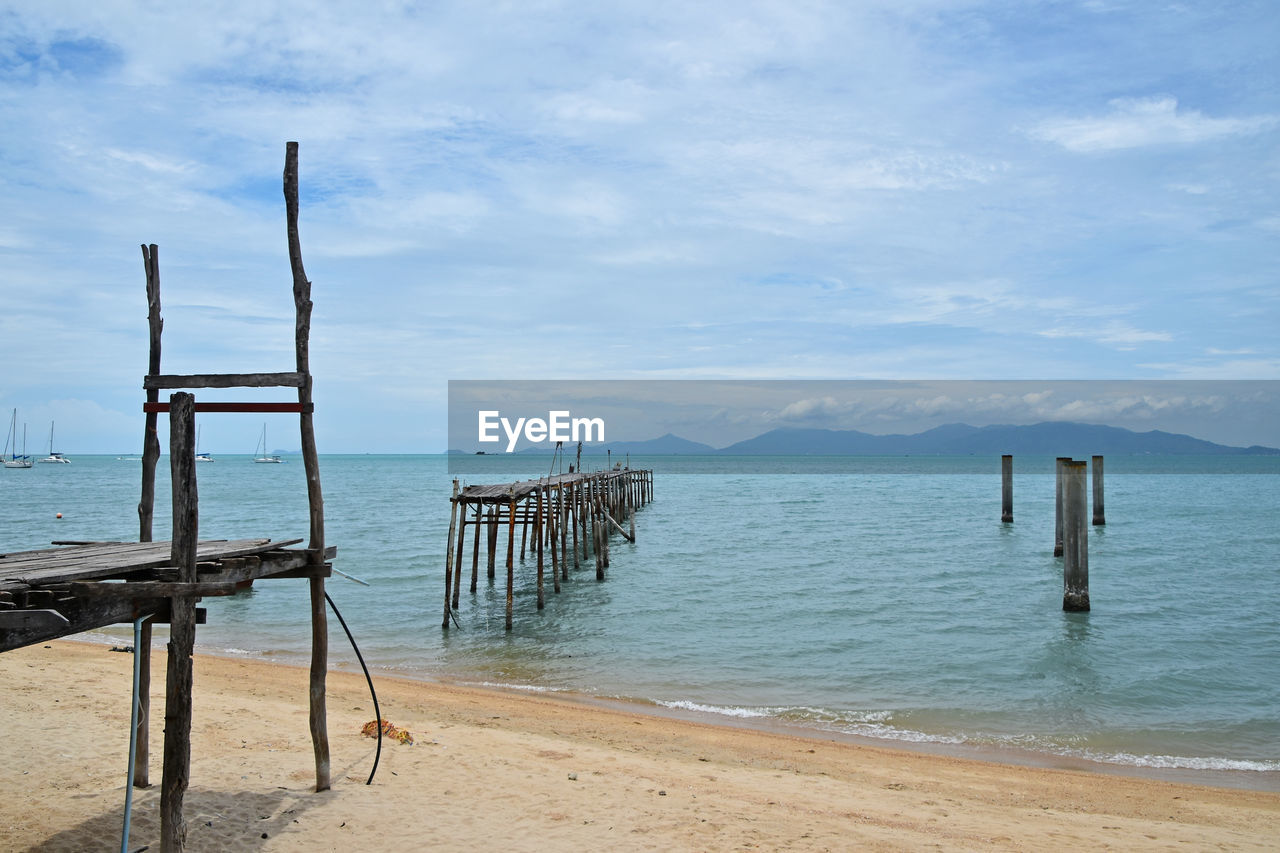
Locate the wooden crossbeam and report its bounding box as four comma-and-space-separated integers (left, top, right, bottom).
143, 402, 312, 413
69, 580, 240, 598
145, 372, 307, 390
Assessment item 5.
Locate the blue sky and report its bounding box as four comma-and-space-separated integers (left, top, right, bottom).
2, 1, 1277, 453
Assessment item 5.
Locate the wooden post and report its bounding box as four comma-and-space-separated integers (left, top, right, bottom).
1054, 457, 1069, 557
505, 495, 517, 630
536, 487, 545, 609
452, 506, 466, 609
547, 485, 559, 591
470, 504, 481, 593
629, 477, 637, 542
443, 481, 459, 628
1063, 460, 1090, 612
593, 489, 604, 580
285, 141, 330, 793
135, 243, 163, 791
139, 244, 163, 543
487, 507, 498, 580
520, 502, 529, 561
570, 481, 580, 571
1092, 455, 1105, 525
1001, 454, 1013, 523
160, 392, 197, 853
560, 485, 569, 582
601, 492, 610, 569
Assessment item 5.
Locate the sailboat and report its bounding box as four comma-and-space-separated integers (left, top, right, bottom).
4, 409, 33, 469
195, 426, 214, 462
253, 423, 282, 463
38, 421, 71, 463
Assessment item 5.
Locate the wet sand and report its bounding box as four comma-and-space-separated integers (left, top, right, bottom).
2, 640, 1277, 851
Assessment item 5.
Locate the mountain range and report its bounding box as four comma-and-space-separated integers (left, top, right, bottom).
533, 422, 1279, 456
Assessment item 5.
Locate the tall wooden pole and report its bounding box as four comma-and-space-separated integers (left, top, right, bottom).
285, 141, 330, 792
160, 393, 197, 853
135, 242, 162, 790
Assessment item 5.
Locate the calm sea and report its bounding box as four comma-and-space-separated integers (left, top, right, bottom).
4, 453, 1278, 786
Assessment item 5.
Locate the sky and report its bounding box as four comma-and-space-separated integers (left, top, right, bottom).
2, 1, 1278, 453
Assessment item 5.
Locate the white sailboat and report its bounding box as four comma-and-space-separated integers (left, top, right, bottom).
253, 423, 282, 463
38, 421, 71, 463
4, 409, 33, 469
195, 426, 214, 462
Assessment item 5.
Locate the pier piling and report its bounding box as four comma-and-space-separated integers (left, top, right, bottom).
1054, 457, 1069, 557
1001, 454, 1013, 523
1092, 455, 1106, 526
1062, 460, 1091, 612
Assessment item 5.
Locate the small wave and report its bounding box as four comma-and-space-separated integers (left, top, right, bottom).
655, 699, 776, 719
1073, 750, 1280, 773
472, 681, 566, 694
654, 701, 1279, 771
653, 700, 967, 745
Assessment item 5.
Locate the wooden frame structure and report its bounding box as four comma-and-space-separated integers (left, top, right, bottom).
0, 142, 333, 853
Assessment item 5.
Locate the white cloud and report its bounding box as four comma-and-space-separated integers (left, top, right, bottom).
1030, 96, 1277, 152
1038, 321, 1173, 349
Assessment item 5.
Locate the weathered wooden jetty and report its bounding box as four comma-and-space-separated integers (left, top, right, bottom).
443, 467, 653, 629
0, 142, 334, 853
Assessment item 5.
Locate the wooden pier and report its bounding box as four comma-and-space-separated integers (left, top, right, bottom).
443, 467, 653, 629
0, 539, 329, 652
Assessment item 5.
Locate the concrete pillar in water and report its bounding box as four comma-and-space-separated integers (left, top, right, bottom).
1092, 455, 1105, 526
1001, 455, 1014, 523
1054, 457, 1070, 557
1062, 460, 1090, 612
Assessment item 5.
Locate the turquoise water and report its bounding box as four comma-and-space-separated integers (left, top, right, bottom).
4, 454, 1278, 783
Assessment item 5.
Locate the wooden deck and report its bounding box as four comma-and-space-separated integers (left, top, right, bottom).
0, 538, 333, 652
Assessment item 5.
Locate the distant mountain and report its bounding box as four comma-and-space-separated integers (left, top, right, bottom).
513, 432, 717, 455
715, 422, 1278, 456
592, 432, 718, 455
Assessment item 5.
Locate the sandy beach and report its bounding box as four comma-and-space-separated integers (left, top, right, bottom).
2, 640, 1276, 852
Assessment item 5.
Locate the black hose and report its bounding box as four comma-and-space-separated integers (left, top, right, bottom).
324, 591, 382, 785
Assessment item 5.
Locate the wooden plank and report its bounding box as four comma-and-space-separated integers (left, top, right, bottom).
144, 402, 310, 414
0, 539, 298, 584
0, 609, 70, 631
145, 372, 306, 390
69, 580, 239, 598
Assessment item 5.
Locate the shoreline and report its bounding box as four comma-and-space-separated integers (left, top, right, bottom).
75, 626, 1280, 794
3, 640, 1278, 851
